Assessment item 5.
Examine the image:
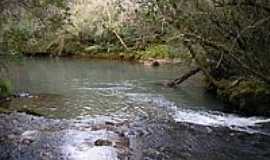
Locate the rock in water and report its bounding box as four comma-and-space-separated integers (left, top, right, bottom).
94, 139, 113, 146
144, 60, 160, 67
152, 61, 160, 67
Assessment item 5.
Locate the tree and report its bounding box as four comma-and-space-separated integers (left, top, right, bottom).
152, 0, 270, 86
0, 0, 69, 54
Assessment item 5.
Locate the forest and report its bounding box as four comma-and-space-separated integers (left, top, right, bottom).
0, 1, 270, 160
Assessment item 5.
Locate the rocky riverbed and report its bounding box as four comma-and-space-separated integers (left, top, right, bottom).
1, 111, 270, 160
0, 112, 131, 160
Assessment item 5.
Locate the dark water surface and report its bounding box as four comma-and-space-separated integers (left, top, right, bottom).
0, 57, 270, 160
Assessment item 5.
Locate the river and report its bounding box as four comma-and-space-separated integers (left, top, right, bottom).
0, 57, 270, 160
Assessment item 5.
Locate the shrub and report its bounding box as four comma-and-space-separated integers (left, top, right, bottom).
0, 79, 11, 97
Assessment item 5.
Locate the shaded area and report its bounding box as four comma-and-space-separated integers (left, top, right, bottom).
132, 121, 270, 160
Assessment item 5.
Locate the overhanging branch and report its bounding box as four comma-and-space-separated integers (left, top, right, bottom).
181, 33, 270, 85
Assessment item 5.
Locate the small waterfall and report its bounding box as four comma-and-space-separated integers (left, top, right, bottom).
174, 109, 270, 134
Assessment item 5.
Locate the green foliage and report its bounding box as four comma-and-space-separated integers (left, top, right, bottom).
0, 0, 69, 55
138, 44, 175, 59
0, 79, 11, 97
151, 0, 270, 83
0, 0, 183, 57
84, 45, 105, 54
2, 25, 32, 54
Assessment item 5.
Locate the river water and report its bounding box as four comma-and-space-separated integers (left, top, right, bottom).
0, 57, 270, 160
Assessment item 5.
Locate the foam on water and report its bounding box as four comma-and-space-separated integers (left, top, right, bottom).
62, 129, 119, 160
76, 87, 132, 91
65, 145, 119, 160
126, 93, 270, 134
174, 109, 270, 133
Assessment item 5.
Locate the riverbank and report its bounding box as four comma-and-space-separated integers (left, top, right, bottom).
22, 44, 190, 66
214, 80, 270, 116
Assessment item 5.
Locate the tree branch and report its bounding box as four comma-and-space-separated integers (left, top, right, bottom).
181, 33, 270, 85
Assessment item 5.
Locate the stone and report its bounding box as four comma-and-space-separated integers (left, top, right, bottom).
151, 61, 160, 67
94, 139, 113, 146
144, 60, 160, 67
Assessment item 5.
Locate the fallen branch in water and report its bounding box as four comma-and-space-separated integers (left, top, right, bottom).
164, 67, 201, 88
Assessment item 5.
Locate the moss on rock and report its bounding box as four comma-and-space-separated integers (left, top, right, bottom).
217, 80, 270, 115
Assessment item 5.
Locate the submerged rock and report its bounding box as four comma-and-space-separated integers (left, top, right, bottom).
94, 139, 113, 146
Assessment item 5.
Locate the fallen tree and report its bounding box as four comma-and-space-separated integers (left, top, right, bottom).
165, 67, 201, 88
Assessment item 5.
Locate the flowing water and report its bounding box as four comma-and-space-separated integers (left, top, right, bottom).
0, 57, 270, 160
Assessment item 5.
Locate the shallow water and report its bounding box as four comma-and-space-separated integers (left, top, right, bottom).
1, 57, 270, 160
